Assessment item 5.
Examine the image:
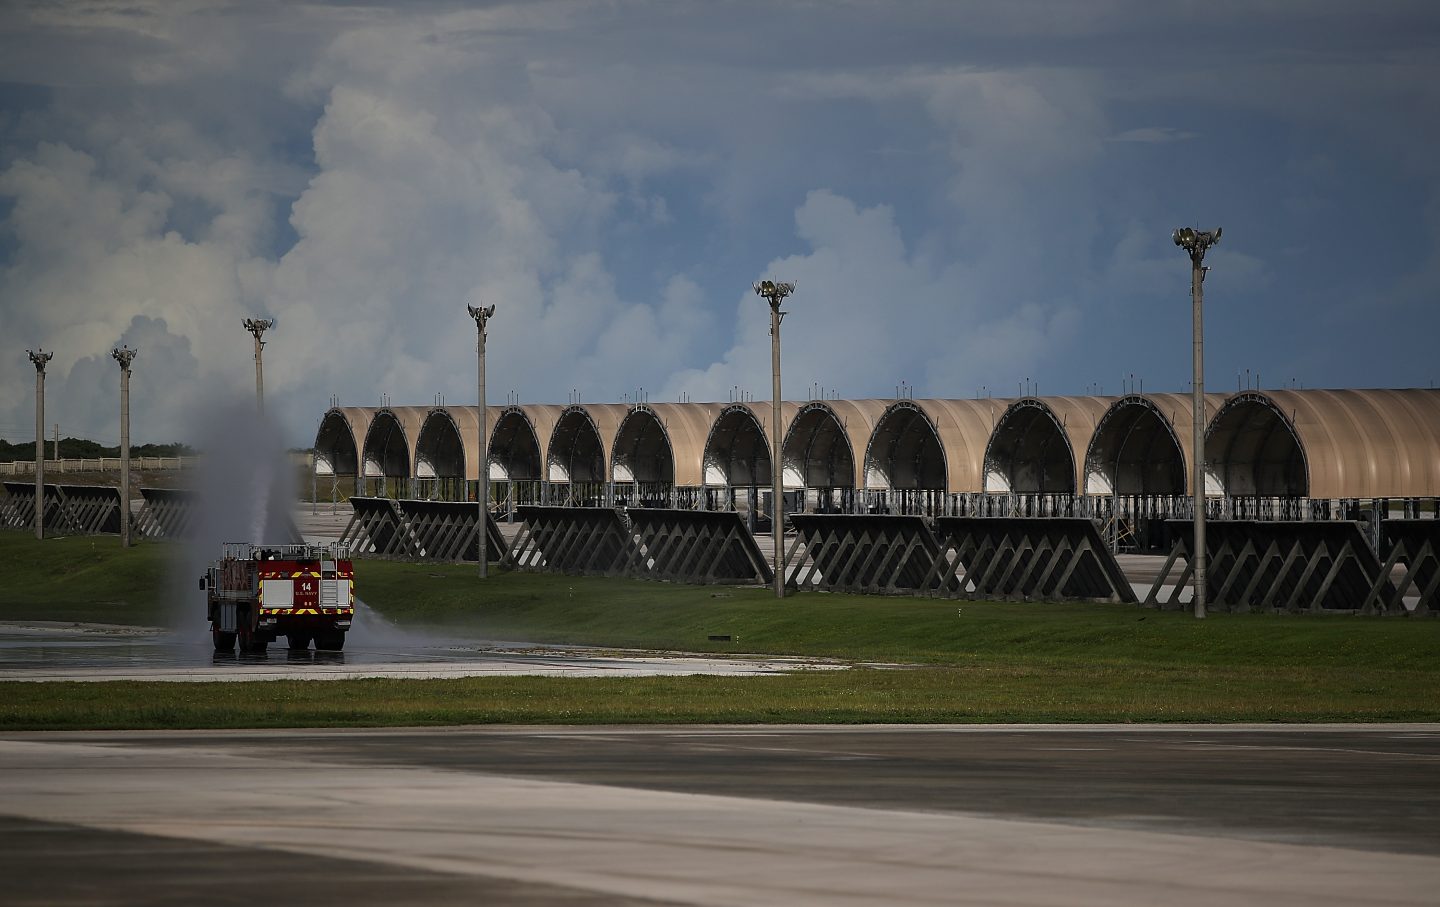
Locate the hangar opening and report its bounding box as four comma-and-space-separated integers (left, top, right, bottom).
703, 404, 772, 522
547, 406, 607, 506
361, 410, 411, 498
782, 402, 856, 513
413, 409, 466, 501
1082, 396, 1186, 552
983, 399, 1076, 501
313, 409, 359, 500
1206, 392, 1308, 498
612, 405, 675, 507
1084, 397, 1186, 496
864, 402, 947, 515
490, 407, 544, 514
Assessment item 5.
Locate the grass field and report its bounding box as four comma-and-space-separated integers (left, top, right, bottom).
1, 533, 1438, 729
4, 662, 1436, 729
0, 533, 175, 626
357, 560, 1440, 670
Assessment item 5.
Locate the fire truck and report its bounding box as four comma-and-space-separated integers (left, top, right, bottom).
201, 543, 355, 654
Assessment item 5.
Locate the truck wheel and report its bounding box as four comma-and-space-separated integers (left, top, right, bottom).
238, 630, 268, 655
286, 633, 311, 651
212, 629, 236, 653
314, 630, 346, 652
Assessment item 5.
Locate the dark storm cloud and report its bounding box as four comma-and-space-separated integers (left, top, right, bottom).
0, 0, 1437, 445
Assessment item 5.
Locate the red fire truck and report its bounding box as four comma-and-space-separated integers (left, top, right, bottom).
201, 543, 355, 654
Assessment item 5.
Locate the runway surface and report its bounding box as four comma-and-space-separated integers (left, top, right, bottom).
2, 724, 1437, 906
0, 622, 841, 682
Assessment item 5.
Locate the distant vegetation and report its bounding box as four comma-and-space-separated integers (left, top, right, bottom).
0, 438, 196, 462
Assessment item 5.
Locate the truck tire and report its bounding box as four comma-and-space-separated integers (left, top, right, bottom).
212, 629, 236, 653
286, 633, 311, 651
314, 630, 346, 652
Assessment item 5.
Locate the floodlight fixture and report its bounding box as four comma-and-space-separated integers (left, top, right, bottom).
1173, 226, 1221, 258
467, 303, 496, 334
243, 317, 274, 343
753, 280, 796, 309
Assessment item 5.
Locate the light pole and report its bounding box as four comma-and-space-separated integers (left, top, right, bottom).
1172, 225, 1221, 620
243, 318, 273, 416
467, 303, 496, 579
112, 345, 137, 548
26, 349, 53, 541
754, 279, 795, 600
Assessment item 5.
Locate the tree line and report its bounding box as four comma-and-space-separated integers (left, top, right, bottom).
0, 438, 196, 462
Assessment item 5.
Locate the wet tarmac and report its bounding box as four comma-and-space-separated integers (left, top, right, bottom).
0, 623, 842, 682
3, 725, 1439, 906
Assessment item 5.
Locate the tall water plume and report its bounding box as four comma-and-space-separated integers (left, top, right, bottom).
166, 398, 296, 632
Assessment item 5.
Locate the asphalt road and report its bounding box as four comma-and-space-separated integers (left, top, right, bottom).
3, 724, 1437, 906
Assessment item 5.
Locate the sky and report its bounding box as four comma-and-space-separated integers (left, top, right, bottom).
1, 0, 1437, 448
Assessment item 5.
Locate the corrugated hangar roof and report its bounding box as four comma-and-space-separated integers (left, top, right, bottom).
313, 388, 1440, 500
1212, 388, 1440, 499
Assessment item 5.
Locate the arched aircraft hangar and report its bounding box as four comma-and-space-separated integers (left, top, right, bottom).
359, 406, 427, 498
610, 404, 673, 508
546, 403, 626, 507
1080, 393, 1220, 550
609, 402, 723, 509
489, 404, 557, 513
980, 396, 1112, 508
780, 399, 881, 513
312, 406, 368, 501
863, 401, 947, 516
1206, 388, 1440, 516
315, 388, 1440, 547
412, 406, 470, 501
701, 401, 798, 524
1205, 392, 1308, 501
1083, 394, 1211, 498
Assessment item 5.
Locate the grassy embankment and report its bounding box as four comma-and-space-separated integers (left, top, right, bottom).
1, 534, 1438, 728
0, 533, 173, 626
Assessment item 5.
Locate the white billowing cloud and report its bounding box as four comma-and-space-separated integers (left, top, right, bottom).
661, 189, 1078, 403
249, 14, 734, 419
0, 141, 268, 441
0, 5, 722, 442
